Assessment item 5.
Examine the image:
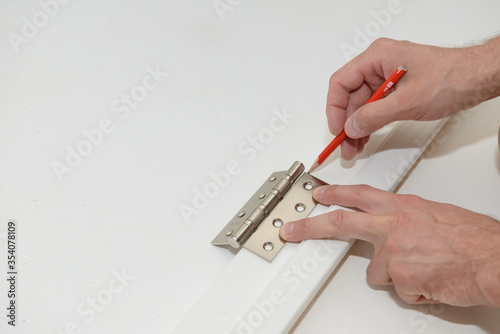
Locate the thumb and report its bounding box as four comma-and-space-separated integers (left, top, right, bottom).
345, 92, 407, 138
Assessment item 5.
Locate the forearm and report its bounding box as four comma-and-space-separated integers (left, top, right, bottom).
470, 36, 500, 103
477, 264, 500, 308
476, 222, 500, 308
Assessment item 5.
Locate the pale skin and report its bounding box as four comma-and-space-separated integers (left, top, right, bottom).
280, 37, 500, 308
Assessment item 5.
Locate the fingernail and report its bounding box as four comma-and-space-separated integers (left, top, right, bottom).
281, 222, 294, 237
313, 186, 326, 198
346, 117, 364, 138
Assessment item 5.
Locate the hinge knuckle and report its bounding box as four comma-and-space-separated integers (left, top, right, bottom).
211, 161, 328, 262
246, 210, 265, 228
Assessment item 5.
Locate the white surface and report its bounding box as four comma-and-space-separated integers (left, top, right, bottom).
0, 1, 499, 333
174, 119, 445, 334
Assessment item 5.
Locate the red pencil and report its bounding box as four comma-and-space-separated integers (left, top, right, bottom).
309, 65, 408, 173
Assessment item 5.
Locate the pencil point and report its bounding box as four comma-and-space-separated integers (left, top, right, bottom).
308, 160, 319, 173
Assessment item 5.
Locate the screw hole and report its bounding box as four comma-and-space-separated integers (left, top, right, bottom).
263, 242, 274, 251
238, 211, 246, 218
303, 181, 314, 190
269, 176, 277, 182
259, 193, 266, 199
295, 203, 306, 212
272, 218, 283, 228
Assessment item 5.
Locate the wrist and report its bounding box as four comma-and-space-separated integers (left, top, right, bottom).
476, 262, 500, 308
475, 219, 500, 308
468, 37, 500, 103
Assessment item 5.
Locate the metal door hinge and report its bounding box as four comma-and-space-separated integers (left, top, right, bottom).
211, 161, 328, 262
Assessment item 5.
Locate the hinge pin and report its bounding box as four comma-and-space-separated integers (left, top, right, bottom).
228, 161, 304, 248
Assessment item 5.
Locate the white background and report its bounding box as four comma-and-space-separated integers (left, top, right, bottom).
1, 0, 499, 333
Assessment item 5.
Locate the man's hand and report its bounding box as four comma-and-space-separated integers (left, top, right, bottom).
329, 37, 500, 160
280, 184, 500, 308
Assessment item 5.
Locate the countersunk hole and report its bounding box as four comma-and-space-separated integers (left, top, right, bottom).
263, 242, 274, 251
269, 176, 277, 182
303, 181, 314, 190
295, 203, 306, 212
259, 193, 266, 199
272, 218, 283, 228
238, 211, 246, 218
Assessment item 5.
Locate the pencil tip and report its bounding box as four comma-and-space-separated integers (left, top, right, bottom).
308, 161, 319, 173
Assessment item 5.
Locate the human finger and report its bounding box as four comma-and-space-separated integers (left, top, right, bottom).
326, 39, 398, 136
279, 209, 390, 245
326, 65, 366, 136
339, 137, 358, 161
344, 87, 411, 138
313, 184, 398, 215
394, 285, 423, 304
366, 256, 392, 285
393, 284, 440, 305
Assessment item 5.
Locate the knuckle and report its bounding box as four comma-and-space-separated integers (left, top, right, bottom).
397, 39, 413, 50
370, 37, 394, 50
328, 209, 345, 230
351, 184, 373, 197
328, 72, 342, 88
366, 267, 376, 284
387, 263, 403, 284
388, 262, 417, 286
366, 262, 381, 284
328, 73, 336, 85
396, 193, 424, 207
383, 237, 401, 256
366, 255, 391, 285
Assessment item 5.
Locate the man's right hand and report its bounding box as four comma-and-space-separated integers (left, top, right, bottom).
327, 37, 500, 160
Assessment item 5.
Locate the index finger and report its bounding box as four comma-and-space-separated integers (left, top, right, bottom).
313, 184, 398, 215
326, 59, 385, 135
326, 66, 365, 135
280, 209, 391, 246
